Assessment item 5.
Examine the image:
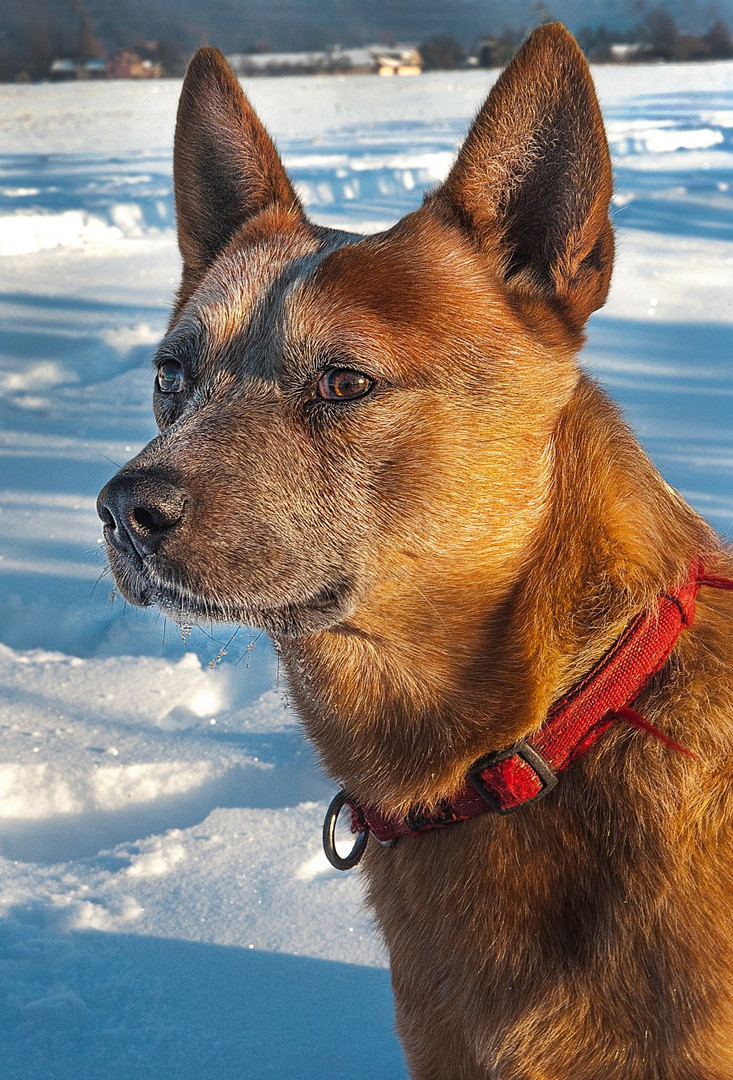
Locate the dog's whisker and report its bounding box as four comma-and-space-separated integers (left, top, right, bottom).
89, 564, 112, 600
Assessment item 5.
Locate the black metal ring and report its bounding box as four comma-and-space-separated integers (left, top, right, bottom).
322, 790, 369, 870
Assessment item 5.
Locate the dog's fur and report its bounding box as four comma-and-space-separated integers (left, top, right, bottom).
98, 25, 733, 1078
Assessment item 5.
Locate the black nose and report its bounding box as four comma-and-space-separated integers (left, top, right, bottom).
97, 470, 186, 559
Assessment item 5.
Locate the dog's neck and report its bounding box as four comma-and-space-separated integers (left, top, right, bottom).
281, 375, 713, 817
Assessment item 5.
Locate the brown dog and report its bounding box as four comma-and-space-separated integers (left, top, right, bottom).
98, 24, 733, 1078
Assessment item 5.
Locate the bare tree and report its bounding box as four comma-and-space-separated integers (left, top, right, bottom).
641, 8, 679, 60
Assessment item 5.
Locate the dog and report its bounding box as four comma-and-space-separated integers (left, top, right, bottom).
98, 24, 733, 1078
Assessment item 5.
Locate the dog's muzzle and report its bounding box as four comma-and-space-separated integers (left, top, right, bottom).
97, 469, 186, 563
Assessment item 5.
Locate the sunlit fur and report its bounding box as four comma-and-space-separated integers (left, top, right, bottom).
99, 25, 733, 1079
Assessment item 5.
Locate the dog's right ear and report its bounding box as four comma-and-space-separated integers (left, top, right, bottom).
173, 47, 300, 303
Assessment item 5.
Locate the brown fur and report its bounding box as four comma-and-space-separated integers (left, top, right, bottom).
98, 25, 733, 1078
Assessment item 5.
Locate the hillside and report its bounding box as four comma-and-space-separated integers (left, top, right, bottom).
3, 0, 733, 80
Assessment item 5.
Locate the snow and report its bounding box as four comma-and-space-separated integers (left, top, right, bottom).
0, 63, 732, 1077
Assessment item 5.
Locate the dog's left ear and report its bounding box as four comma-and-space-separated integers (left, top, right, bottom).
173, 47, 300, 303
430, 24, 613, 330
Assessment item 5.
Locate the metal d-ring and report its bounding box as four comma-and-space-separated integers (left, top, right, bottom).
323, 789, 369, 870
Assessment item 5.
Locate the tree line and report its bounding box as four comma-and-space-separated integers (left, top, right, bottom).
2, 0, 733, 82
420, 8, 733, 70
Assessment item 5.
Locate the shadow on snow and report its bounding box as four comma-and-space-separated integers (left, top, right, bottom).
0, 917, 408, 1080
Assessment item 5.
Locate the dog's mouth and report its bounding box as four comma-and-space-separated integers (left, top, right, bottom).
105, 544, 355, 638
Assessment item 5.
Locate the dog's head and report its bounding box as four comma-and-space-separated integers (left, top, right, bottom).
98, 25, 613, 640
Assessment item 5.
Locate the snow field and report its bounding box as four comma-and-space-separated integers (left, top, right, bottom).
0, 63, 732, 1078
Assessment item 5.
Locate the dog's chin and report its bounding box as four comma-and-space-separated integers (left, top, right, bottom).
158, 585, 355, 639
106, 554, 354, 638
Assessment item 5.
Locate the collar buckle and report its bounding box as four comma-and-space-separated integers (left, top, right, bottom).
468, 740, 559, 815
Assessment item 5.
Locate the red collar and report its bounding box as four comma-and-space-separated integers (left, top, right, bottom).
323, 565, 733, 869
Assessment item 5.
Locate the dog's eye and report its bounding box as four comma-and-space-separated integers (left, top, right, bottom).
157, 360, 185, 394
316, 368, 373, 402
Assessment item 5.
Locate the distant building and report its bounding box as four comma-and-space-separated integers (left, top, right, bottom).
226, 44, 422, 77
83, 59, 108, 78
373, 46, 422, 76
48, 52, 161, 80
673, 35, 712, 61
609, 43, 647, 61
331, 47, 375, 74
49, 58, 108, 80
228, 47, 373, 76
49, 59, 80, 80
108, 51, 162, 79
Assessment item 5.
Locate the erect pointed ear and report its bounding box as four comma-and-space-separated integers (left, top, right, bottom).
173, 47, 300, 300
429, 24, 614, 330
